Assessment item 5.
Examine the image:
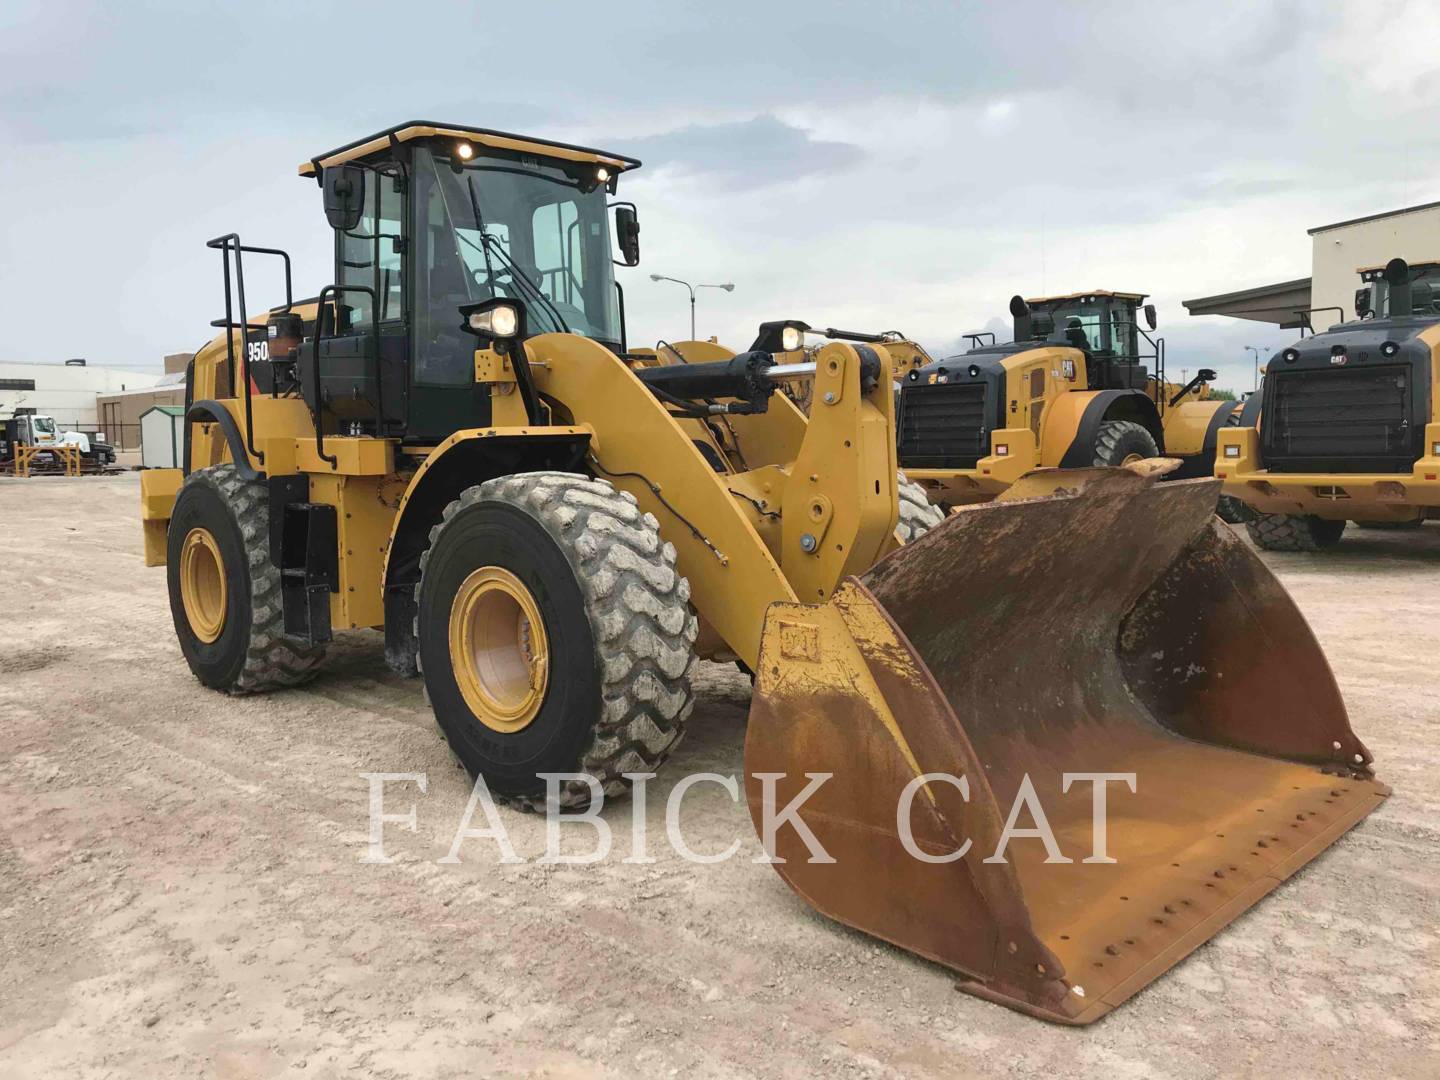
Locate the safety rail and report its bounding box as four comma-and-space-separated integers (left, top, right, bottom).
206, 234, 295, 470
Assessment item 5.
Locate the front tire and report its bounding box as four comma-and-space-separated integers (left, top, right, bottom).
166, 464, 327, 692
416, 472, 697, 810
1245, 513, 1346, 552
896, 472, 945, 542
1092, 419, 1159, 467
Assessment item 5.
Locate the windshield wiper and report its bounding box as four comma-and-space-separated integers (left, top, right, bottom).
481, 234, 571, 334
463, 175, 570, 334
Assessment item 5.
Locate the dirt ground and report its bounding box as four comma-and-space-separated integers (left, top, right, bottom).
1, 474, 1436, 1079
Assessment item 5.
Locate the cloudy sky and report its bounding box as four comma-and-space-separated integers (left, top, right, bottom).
3, 0, 1437, 393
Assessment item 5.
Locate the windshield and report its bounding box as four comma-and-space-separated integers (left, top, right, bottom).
416, 146, 619, 354
32, 416, 56, 434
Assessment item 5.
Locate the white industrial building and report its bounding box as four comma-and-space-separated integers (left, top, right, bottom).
0, 360, 164, 433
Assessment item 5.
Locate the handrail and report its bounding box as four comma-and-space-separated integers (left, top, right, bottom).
205, 234, 295, 470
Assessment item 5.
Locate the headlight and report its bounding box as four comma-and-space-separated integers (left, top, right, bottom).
1282, 348, 1300, 364
470, 304, 519, 338
595, 166, 611, 184
995, 443, 1009, 457
1381, 340, 1400, 357
1224, 445, 1240, 458
780, 325, 804, 351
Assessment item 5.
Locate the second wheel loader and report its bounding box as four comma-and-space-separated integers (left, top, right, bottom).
896, 290, 1244, 516
139, 121, 1385, 1025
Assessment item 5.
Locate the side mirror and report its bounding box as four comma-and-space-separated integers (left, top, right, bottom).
614, 205, 640, 267
323, 165, 366, 232
1355, 287, 1372, 319
1143, 303, 1158, 331
1198, 368, 1217, 382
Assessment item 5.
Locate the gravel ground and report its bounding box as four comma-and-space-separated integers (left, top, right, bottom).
2, 474, 1436, 1079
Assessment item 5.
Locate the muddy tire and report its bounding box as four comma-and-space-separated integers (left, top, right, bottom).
1216, 495, 1257, 525
166, 464, 327, 693
416, 472, 697, 810
1245, 513, 1346, 552
896, 472, 945, 543
1092, 419, 1159, 467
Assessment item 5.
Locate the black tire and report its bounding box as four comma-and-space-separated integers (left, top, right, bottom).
1092, 419, 1159, 467
1245, 513, 1346, 552
416, 472, 697, 810
1216, 495, 1257, 525
166, 464, 327, 692
896, 472, 945, 543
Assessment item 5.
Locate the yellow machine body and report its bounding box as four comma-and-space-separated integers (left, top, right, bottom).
139, 126, 1384, 1026
1217, 323, 1440, 522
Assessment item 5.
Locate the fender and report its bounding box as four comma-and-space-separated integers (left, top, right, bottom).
1057, 390, 1163, 468
186, 400, 261, 480
379, 426, 593, 674
1168, 400, 1240, 479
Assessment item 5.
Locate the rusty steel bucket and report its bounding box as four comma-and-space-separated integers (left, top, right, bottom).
744, 467, 1388, 1025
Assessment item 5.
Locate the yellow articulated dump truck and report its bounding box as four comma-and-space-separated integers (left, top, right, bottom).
895, 291, 1243, 515
138, 121, 1386, 1025
1218, 257, 1440, 550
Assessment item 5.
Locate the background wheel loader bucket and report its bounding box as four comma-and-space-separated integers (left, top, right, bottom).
744, 468, 1388, 1025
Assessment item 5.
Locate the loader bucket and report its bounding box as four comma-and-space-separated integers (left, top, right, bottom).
744, 467, 1388, 1025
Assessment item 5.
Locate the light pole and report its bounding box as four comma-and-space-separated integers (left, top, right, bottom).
650, 274, 735, 340
1243, 346, 1270, 392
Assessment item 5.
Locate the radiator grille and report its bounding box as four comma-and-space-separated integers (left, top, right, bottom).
1264, 365, 1414, 472
899, 382, 989, 469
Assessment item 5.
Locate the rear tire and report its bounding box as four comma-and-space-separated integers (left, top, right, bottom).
896, 472, 945, 542
1092, 420, 1159, 467
416, 472, 697, 810
166, 464, 327, 692
1245, 513, 1346, 552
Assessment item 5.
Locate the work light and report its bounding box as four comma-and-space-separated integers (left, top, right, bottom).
470, 304, 520, 338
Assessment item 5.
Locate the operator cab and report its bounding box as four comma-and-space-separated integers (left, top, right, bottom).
214, 122, 643, 450
1356, 259, 1440, 320
1020, 290, 1160, 392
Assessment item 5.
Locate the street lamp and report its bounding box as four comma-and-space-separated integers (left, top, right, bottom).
1243, 345, 1271, 392
650, 274, 735, 340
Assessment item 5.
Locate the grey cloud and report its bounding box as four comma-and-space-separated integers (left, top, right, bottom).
617, 115, 864, 190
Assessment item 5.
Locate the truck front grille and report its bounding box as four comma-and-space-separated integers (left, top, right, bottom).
1264, 365, 1415, 473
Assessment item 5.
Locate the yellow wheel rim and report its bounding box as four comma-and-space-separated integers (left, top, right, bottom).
448, 566, 550, 733
180, 527, 228, 643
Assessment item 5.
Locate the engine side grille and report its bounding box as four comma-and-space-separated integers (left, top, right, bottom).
899, 382, 989, 469
1264, 365, 1414, 473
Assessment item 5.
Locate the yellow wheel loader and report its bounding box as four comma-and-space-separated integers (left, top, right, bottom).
896, 291, 1246, 518
1218, 257, 1440, 550
138, 121, 1386, 1025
